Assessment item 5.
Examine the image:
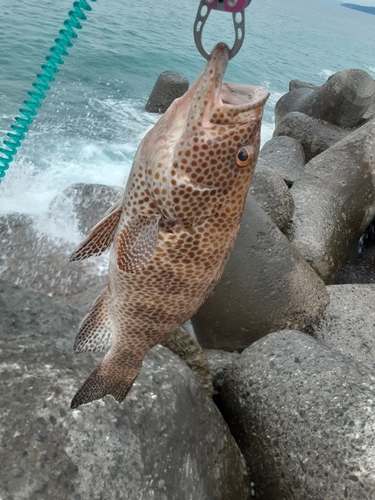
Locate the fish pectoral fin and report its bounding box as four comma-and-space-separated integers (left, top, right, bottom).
70, 204, 122, 262
70, 355, 142, 408
116, 213, 161, 273
74, 287, 113, 353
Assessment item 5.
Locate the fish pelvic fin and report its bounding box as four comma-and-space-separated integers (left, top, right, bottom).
116, 213, 160, 273
70, 201, 122, 262
74, 287, 113, 353
71, 356, 142, 409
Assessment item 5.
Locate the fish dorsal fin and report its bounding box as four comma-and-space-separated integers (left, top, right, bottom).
70, 202, 122, 262
116, 213, 161, 273
74, 287, 113, 353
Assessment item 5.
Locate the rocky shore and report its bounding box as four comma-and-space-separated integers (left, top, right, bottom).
1, 68, 375, 499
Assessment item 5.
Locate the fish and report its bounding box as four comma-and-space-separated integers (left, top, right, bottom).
69, 42, 269, 408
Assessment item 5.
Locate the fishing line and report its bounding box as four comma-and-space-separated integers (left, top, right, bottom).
0, 0, 96, 183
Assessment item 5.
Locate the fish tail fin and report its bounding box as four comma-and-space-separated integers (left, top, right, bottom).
71, 355, 142, 409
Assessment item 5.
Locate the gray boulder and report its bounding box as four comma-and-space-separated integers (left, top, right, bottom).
0, 212, 106, 313
249, 171, 294, 231
310, 284, 375, 375
361, 102, 375, 124
204, 349, 241, 395
1, 184, 125, 313
275, 68, 375, 128
192, 196, 329, 350
336, 255, 375, 285
337, 234, 375, 284
221, 330, 375, 499
145, 71, 189, 114
289, 120, 375, 283
288, 79, 317, 91
161, 326, 213, 396
258, 135, 306, 185
49, 183, 123, 236
0, 279, 249, 500
273, 111, 349, 161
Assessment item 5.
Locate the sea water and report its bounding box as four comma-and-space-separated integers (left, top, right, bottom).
0, 0, 374, 226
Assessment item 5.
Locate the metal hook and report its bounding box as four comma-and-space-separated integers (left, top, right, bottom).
193, 0, 251, 61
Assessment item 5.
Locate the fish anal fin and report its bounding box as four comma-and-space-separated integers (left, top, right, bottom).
70, 205, 122, 262
70, 356, 142, 409
74, 288, 113, 353
116, 214, 160, 273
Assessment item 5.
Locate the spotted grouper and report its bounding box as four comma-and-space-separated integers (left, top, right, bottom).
69, 42, 269, 408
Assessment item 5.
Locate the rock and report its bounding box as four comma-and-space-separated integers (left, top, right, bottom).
258, 136, 306, 185
249, 172, 294, 231
0, 279, 250, 500
309, 284, 375, 375
49, 183, 123, 236
221, 330, 375, 499
204, 349, 241, 395
337, 222, 375, 283
0, 212, 106, 313
275, 68, 375, 128
360, 102, 375, 125
161, 326, 213, 396
289, 120, 375, 283
336, 255, 375, 285
273, 111, 349, 161
192, 196, 329, 350
145, 71, 189, 114
1, 184, 128, 314
288, 79, 317, 91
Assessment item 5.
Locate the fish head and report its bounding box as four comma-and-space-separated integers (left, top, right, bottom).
144, 43, 270, 222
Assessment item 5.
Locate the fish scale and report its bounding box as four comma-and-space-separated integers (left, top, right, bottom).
69, 43, 269, 408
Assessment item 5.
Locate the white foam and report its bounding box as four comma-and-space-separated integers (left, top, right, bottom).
260, 85, 280, 146
318, 69, 335, 80
261, 120, 275, 147
0, 143, 132, 216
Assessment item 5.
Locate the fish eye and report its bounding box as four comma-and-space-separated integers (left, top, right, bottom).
235, 146, 253, 167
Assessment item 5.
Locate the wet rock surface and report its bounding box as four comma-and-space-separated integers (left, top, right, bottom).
221, 330, 375, 500
192, 196, 329, 350
337, 247, 375, 284
288, 79, 317, 91
145, 71, 189, 113
203, 349, 240, 395
309, 284, 375, 374
249, 171, 294, 231
275, 68, 375, 128
258, 135, 305, 185
49, 183, 123, 236
362, 102, 375, 123
289, 120, 375, 283
0, 279, 249, 500
273, 111, 349, 161
161, 326, 213, 396
0, 212, 107, 313
0, 184, 124, 315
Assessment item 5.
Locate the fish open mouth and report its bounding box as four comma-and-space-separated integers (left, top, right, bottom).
191, 43, 269, 123
175, 42, 269, 132
218, 83, 270, 110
